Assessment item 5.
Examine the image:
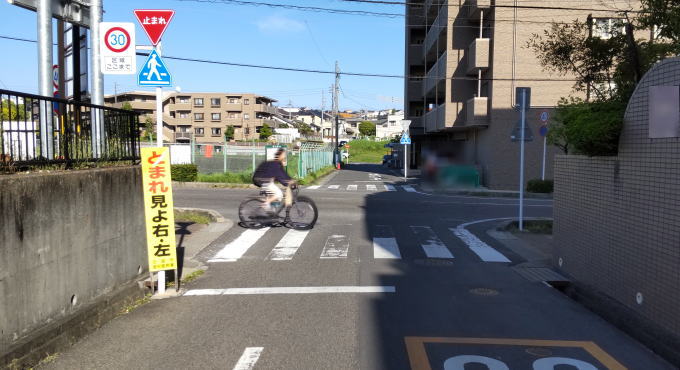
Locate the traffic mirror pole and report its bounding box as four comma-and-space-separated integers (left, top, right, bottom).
519, 89, 526, 231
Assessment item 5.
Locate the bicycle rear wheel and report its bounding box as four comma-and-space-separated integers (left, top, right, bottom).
239, 198, 269, 228
286, 196, 318, 229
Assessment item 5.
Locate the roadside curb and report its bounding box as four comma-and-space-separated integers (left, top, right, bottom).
421, 187, 553, 199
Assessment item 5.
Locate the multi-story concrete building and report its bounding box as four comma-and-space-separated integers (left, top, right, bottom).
105, 91, 278, 143
404, 0, 637, 189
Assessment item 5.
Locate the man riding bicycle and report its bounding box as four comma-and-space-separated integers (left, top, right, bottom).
252, 148, 295, 212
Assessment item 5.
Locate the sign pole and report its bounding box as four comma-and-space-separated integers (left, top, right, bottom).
541, 135, 546, 181
519, 89, 526, 231
404, 142, 407, 180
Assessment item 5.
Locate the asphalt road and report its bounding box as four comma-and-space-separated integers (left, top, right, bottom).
45, 164, 673, 370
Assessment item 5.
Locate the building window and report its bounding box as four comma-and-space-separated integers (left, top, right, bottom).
178, 126, 189, 133
179, 112, 189, 119
591, 18, 624, 39
228, 98, 239, 104
194, 98, 204, 106
228, 113, 237, 119
244, 99, 250, 105
179, 96, 190, 103
244, 113, 250, 120
211, 98, 221, 107
194, 113, 204, 121
212, 127, 222, 136
212, 113, 221, 121
195, 127, 204, 135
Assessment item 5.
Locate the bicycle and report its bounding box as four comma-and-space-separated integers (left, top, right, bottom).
238, 184, 318, 230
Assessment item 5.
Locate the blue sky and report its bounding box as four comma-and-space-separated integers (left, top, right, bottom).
0, 0, 405, 110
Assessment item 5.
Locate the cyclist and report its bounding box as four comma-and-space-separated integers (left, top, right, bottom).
252, 148, 295, 213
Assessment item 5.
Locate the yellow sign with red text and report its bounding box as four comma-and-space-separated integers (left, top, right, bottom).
141, 147, 178, 272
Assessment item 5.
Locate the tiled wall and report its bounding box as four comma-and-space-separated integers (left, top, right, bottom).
554, 58, 680, 340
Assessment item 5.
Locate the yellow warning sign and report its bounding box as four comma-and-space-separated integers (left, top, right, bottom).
141, 147, 178, 272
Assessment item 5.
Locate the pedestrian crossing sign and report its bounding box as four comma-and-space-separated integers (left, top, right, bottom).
400, 132, 411, 145
138, 49, 172, 87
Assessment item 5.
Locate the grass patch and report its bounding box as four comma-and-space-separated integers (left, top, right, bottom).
506, 220, 553, 234
167, 269, 206, 288
174, 210, 215, 224
345, 139, 391, 163
117, 293, 152, 316
298, 165, 335, 185
198, 171, 253, 184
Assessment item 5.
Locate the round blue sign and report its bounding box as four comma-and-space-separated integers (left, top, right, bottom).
539, 125, 548, 137
540, 111, 549, 122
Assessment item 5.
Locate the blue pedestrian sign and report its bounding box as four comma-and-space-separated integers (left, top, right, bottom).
138, 49, 172, 87
400, 132, 411, 145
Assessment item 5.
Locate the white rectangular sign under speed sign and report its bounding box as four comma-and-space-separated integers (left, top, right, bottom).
100, 22, 136, 75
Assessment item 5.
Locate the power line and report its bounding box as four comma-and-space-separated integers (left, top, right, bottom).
337, 0, 642, 13
177, 0, 403, 17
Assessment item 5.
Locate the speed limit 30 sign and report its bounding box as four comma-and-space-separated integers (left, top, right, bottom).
100, 22, 136, 75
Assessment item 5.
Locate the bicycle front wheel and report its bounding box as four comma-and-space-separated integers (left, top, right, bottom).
286, 196, 318, 229
239, 198, 268, 228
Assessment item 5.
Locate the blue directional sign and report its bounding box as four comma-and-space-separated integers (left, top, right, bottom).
138, 49, 172, 87
400, 132, 411, 145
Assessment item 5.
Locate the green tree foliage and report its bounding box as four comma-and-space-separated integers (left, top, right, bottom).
297, 122, 313, 135
259, 123, 273, 140
121, 102, 133, 111
278, 123, 289, 128
359, 121, 376, 137
638, 0, 680, 46
1, 99, 28, 120
224, 125, 235, 141
143, 117, 154, 140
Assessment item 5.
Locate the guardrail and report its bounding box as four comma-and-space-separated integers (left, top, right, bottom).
1, 89, 140, 171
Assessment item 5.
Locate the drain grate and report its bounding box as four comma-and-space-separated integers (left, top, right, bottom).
512, 266, 570, 283
469, 288, 500, 296
413, 258, 455, 267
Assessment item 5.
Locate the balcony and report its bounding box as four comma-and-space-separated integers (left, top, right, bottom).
424, 104, 445, 133
423, 51, 447, 96
424, 7, 447, 55
224, 103, 242, 111
468, 0, 490, 20
466, 38, 490, 75
408, 44, 423, 65
255, 104, 278, 115
174, 132, 193, 141
407, 79, 423, 101
425, 0, 439, 15
466, 97, 488, 125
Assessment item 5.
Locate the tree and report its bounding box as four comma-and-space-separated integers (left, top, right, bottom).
359, 121, 376, 137
259, 123, 273, 140
143, 117, 154, 140
278, 123, 289, 128
638, 0, 680, 46
297, 122, 313, 135
224, 125, 235, 141
121, 102, 133, 111
1, 99, 27, 120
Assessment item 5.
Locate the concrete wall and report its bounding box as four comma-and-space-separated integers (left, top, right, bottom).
553, 58, 680, 361
0, 167, 147, 362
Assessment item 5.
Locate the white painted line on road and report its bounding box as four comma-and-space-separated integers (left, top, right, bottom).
373, 237, 402, 259
411, 226, 454, 259
185, 286, 396, 296
233, 347, 263, 370
328, 185, 340, 189
347, 184, 358, 191
451, 226, 511, 263
402, 185, 417, 192
209, 228, 270, 262
384, 184, 396, 191
306, 185, 321, 190
267, 229, 310, 260
320, 235, 350, 259
366, 184, 377, 191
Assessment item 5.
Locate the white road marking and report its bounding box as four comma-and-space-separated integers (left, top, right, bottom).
347, 184, 358, 191
320, 235, 350, 259
306, 185, 320, 190
232, 347, 263, 370
366, 184, 377, 191
267, 229, 310, 260
411, 226, 454, 259
384, 184, 396, 191
209, 228, 270, 262
402, 185, 417, 192
185, 286, 396, 296
451, 226, 511, 262
328, 185, 340, 189
373, 237, 402, 259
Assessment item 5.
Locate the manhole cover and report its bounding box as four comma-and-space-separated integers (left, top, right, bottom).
525, 347, 553, 357
413, 259, 455, 267
469, 288, 500, 296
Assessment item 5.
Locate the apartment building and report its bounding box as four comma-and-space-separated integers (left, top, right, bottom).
105, 91, 278, 143
404, 0, 638, 189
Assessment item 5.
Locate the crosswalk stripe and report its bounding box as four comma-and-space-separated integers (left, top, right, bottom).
373, 237, 402, 259
232, 347, 263, 370
267, 229, 310, 260
451, 226, 511, 262
320, 235, 350, 259
328, 185, 340, 189
366, 184, 377, 191
306, 185, 320, 190
185, 286, 396, 296
411, 226, 454, 259
402, 185, 416, 192
347, 184, 358, 191
209, 228, 270, 262
384, 184, 396, 191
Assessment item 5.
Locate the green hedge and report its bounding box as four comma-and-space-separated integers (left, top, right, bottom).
171, 164, 198, 182
526, 179, 554, 193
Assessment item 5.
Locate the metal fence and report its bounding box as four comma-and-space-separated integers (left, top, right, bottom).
292, 143, 334, 178
1, 89, 140, 171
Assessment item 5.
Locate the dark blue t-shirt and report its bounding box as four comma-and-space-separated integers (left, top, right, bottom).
253, 160, 292, 186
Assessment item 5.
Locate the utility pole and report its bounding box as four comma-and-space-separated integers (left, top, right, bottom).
333, 61, 340, 166
37, 0, 54, 159
90, 0, 104, 158
114, 82, 118, 104
321, 89, 325, 138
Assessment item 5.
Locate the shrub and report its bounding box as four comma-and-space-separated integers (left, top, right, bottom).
527, 179, 554, 193
171, 164, 198, 182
